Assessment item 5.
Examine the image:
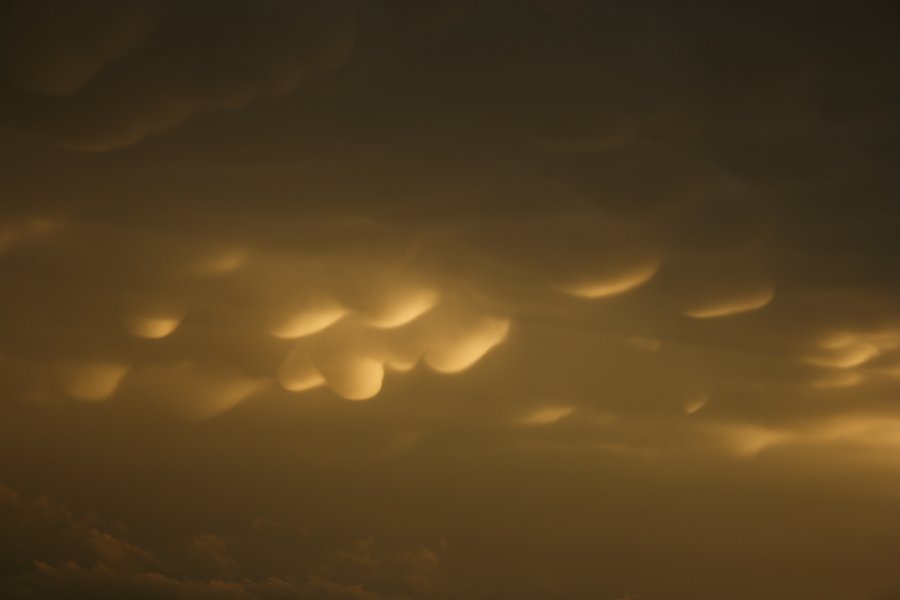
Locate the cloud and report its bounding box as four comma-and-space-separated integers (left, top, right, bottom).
0, 0, 161, 97
0, 484, 160, 581
0, 485, 443, 600
0, 179, 898, 438
1, 0, 359, 151
0, 216, 521, 412
0, 2, 899, 598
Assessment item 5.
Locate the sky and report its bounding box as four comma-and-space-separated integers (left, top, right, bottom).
0, 1, 899, 598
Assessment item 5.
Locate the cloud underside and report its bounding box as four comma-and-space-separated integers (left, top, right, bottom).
0, 1, 899, 599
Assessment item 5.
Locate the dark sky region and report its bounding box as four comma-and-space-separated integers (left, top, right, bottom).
0, 1, 899, 598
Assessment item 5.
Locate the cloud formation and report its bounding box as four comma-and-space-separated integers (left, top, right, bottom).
2, 0, 359, 150
0, 485, 442, 600
0, 1, 898, 598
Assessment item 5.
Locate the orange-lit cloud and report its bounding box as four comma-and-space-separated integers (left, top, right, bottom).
1, 2, 899, 599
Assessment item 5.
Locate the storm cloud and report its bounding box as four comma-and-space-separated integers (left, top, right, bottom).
1, 1, 899, 598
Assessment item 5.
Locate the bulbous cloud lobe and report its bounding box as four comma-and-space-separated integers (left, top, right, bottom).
1, 0, 359, 150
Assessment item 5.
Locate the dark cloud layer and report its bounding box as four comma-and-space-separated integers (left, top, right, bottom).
1, 1, 899, 599
0, 484, 442, 599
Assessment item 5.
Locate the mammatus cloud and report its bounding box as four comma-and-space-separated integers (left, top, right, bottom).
1, 0, 359, 151
56, 362, 130, 403
0, 0, 483, 152
0, 1, 898, 598
0, 217, 64, 256
557, 261, 659, 300
127, 313, 185, 340
1, 201, 899, 454
0, 216, 516, 411
679, 283, 774, 319
516, 405, 576, 426
0, 0, 161, 97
